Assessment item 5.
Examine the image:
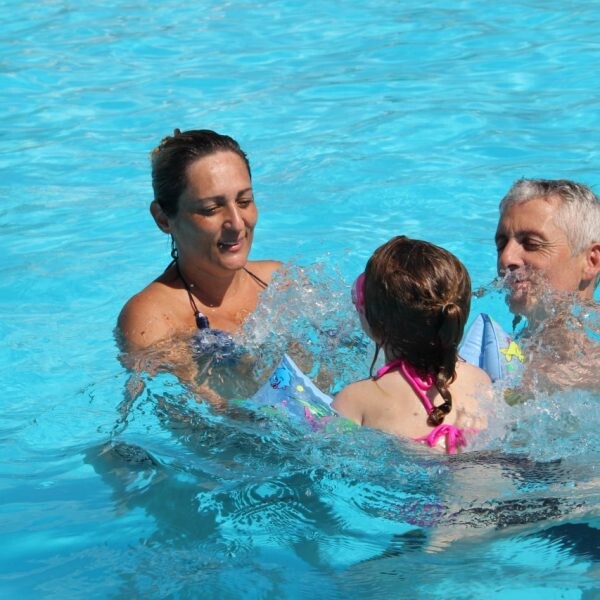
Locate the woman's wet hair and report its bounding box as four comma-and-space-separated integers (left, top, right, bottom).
151, 129, 251, 217
364, 236, 471, 425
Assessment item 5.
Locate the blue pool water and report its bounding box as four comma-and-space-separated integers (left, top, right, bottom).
2, 1, 599, 597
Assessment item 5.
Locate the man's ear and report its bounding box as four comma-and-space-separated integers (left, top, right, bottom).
582, 242, 600, 286
150, 200, 171, 234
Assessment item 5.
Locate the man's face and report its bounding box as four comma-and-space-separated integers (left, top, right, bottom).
495, 196, 591, 317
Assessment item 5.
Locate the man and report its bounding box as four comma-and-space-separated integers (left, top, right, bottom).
496, 178, 600, 324
494, 178, 600, 389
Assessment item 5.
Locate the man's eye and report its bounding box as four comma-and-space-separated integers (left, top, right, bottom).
495, 238, 506, 251
523, 239, 542, 250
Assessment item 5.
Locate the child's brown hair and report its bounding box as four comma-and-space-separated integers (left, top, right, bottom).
364, 236, 471, 425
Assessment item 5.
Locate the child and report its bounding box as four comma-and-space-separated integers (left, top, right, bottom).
332, 236, 491, 453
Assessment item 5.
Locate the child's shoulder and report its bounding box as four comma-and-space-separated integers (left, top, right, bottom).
454, 361, 493, 420
456, 360, 492, 386
332, 378, 373, 425
334, 378, 374, 404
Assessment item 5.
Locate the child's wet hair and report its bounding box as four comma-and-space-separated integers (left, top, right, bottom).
364, 235, 471, 425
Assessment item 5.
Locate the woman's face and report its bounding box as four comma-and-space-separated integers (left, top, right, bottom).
169, 151, 257, 277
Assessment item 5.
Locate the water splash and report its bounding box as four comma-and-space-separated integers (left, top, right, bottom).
241, 262, 372, 394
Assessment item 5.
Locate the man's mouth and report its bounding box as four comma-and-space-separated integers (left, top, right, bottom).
500, 272, 533, 304
512, 278, 529, 291
503, 271, 531, 289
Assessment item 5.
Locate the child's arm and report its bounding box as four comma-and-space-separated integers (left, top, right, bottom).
332, 384, 364, 425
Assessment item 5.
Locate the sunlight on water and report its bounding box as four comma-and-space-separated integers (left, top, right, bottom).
2, 0, 600, 596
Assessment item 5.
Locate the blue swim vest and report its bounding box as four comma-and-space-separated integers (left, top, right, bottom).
459, 313, 525, 382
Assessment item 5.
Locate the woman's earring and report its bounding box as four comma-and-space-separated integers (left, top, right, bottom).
170, 236, 179, 260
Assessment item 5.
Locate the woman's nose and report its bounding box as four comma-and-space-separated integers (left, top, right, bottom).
224, 205, 244, 230
498, 239, 523, 273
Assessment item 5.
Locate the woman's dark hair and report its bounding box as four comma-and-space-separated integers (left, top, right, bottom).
364, 236, 471, 425
151, 129, 251, 217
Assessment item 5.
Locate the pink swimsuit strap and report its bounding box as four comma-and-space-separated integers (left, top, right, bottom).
375, 358, 467, 454
376, 358, 435, 412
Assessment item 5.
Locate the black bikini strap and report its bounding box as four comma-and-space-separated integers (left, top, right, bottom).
174, 262, 268, 330
174, 260, 210, 329
243, 266, 268, 289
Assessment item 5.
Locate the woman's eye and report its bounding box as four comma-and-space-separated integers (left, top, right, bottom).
198, 206, 218, 215
237, 197, 253, 207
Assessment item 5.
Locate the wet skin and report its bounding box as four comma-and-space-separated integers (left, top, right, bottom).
163, 151, 258, 281
495, 196, 592, 318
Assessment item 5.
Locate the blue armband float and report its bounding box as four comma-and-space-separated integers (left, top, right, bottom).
459, 313, 525, 382
243, 354, 346, 431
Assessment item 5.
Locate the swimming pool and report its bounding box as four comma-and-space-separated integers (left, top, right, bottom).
1, 0, 599, 597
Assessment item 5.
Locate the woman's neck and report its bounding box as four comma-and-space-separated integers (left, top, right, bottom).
176, 260, 245, 308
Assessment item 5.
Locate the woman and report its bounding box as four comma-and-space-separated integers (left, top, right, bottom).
118, 129, 280, 351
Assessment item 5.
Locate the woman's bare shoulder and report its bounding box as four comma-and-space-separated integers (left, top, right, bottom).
248, 259, 283, 283
117, 282, 180, 350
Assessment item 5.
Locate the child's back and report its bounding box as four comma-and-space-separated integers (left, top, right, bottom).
333, 236, 491, 453
333, 359, 489, 451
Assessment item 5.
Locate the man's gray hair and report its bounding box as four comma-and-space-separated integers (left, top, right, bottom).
500, 178, 600, 255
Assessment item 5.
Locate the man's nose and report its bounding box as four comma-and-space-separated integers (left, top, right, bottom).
498, 239, 523, 273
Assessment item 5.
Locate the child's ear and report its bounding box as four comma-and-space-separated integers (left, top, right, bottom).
150, 201, 171, 234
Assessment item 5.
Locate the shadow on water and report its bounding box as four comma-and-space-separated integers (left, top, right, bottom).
85, 385, 600, 584
532, 523, 600, 562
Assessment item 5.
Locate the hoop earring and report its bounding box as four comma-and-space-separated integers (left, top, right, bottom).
170, 236, 179, 261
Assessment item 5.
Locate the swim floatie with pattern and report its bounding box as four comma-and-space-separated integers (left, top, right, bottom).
459, 313, 525, 382
247, 354, 344, 430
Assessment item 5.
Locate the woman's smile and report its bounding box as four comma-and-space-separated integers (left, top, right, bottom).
217, 236, 245, 252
